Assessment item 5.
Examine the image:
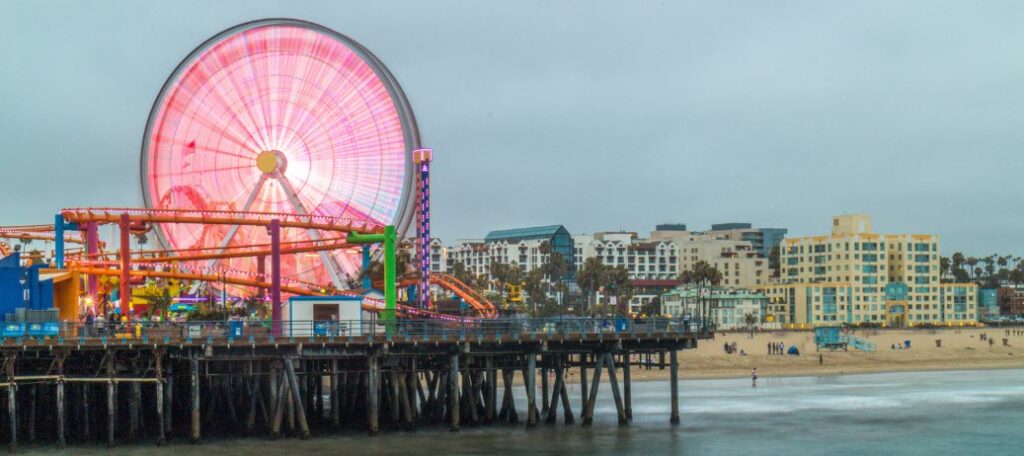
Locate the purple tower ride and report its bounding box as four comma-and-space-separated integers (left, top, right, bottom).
413, 148, 433, 309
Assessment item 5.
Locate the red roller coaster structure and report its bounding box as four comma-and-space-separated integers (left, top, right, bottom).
0, 19, 499, 325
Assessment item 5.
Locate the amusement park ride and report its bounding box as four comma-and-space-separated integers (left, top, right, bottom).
0, 19, 497, 329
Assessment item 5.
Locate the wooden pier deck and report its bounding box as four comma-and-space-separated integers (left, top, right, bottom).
0, 319, 707, 450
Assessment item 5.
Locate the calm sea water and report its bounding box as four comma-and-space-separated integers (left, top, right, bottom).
26, 369, 1024, 456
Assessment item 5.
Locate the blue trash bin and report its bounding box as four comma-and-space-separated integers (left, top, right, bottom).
313, 322, 329, 337
614, 317, 629, 332
227, 320, 244, 338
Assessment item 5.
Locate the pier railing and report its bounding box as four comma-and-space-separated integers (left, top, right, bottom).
1, 317, 709, 344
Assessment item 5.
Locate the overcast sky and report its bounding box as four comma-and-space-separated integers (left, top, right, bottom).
1, 0, 1022, 255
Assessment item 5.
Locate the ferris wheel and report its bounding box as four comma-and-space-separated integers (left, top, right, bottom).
141, 19, 419, 290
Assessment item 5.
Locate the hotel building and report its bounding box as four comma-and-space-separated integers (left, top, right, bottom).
757, 214, 977, 327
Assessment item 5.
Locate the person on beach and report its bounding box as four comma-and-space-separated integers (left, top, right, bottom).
751, 368, 758, 387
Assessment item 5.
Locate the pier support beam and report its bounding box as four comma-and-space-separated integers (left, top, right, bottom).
485, 357, 496, 423
368, 355, 380, 435
107, 380, 116, 447
623, 353, 633, 421
540, 356, 549, 417
155, 352, 165, 445
130, 382, 141, 441
56, 380, 65, 447
579, 354, 588, 420
165, 362, 173, 436
605, 352, 628, 425
284, 358, 311, 439
7, 382, 16, 452
559, 361, 575, 425
670, 350, 680, 425
190, 357, 201, 442
525, 354, 538, 427
545, 356, 564, 425
582, 352, 605, 426
330, 359, 340, 428
448, 353, 460, 432
80, 383, 90, 439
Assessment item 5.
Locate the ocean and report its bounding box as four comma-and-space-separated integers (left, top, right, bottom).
26, 368, 1024, 456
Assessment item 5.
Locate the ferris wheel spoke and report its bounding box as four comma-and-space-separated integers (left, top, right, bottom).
276, 174, 352, 289
170, 164, 253, 177
188, 175, 269, 294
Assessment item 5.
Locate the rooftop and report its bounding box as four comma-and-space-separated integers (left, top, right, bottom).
484, 225, 569, 242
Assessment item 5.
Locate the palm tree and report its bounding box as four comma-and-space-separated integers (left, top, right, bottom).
678, 260, 722, 285
575, 257, 606, 314
605, 265, 634, 316
951, 252, 965, 276
744, 312, 758, 336
966, 257, 979, 279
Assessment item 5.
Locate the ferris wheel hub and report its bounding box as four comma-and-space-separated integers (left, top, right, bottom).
256, 150, 288, 175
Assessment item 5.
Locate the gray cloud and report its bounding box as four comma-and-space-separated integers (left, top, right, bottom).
1, 0, 1022, 255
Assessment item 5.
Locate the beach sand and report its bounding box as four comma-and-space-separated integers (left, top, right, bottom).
671, 327, 1022, 380
557, 327, 1024, 383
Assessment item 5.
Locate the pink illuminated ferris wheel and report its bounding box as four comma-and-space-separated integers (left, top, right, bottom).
141, 19, 419, 289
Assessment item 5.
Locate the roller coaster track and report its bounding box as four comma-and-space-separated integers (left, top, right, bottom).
60, 207, 385, 234
0, 229, 87, 244
50, 207, 496, 321
72, 266, 479, 322
64, 238, 355, 264
386, 273, 499, 319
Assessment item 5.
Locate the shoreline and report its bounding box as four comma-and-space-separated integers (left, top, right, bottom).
555, 327, 1024, 383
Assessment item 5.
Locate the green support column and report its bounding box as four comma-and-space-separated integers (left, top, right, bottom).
383, 225, 397, 330
347, 225, 398, 334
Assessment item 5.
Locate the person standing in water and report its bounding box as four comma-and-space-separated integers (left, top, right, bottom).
751, 367, 758, 387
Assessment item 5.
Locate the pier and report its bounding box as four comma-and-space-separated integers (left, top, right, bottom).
0, 318, 706, 449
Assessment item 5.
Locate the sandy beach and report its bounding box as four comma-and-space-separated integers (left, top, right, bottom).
601, 327, 1024, 381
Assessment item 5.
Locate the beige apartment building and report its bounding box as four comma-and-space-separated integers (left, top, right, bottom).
757, 214, 977, 327
651, 225, 772, 288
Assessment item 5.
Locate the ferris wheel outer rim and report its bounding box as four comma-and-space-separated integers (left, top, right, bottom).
138, 17, 420, 254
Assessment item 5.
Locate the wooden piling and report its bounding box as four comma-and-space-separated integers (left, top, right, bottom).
545, 356, 563, 425
397, 369, 413, 429
525, 354, 538, 427
559, 368, 575, 425
190, 357, 200, 443
130, 382, 141, 441
330, 359, 340, 428
540, 355, 549, 417
368, 355, 380, 435
107, 380, 116, 447
448, 353, 460, 432
503, 368, 518, 423
284, 358, 311, 439
388, 371, 400, 426
604, 352, 628, 425
164, 362, 173, 435
582, 352, 605, 426
155, 352, 165, 445
7, 382, 16, 452
485, 357, 496, 423
28, 385, 36, 443
669, 350, 680, 425
271, 370, 288, 438
56, 380, 65, 447
579, 354, 588, 420
80, 383, 89, 439
623, 352, 633, 421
